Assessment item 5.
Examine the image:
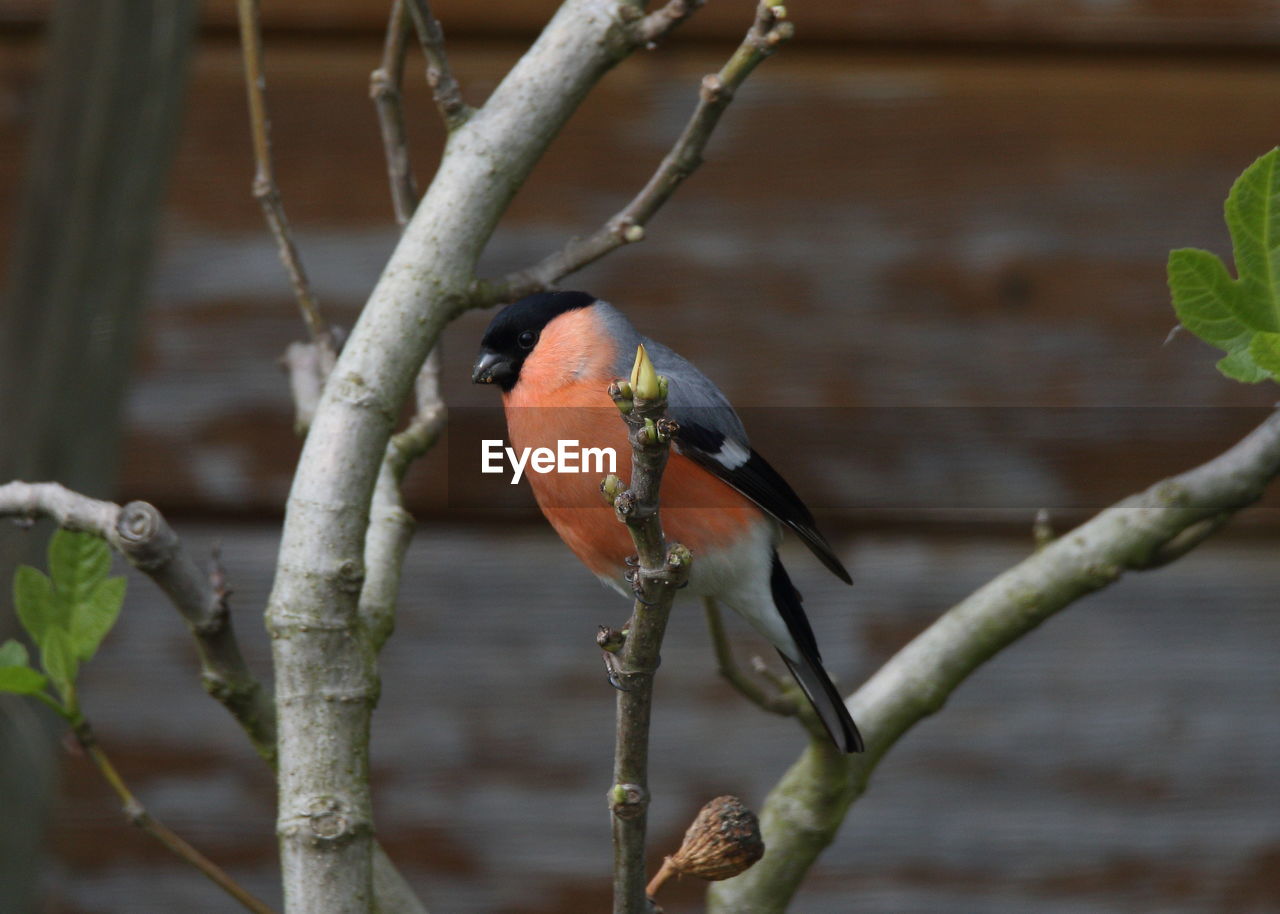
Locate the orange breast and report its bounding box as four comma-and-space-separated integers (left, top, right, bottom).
502, 307, 760, 579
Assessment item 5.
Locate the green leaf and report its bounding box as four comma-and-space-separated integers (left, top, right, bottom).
0, 665, 48, 696
13, 565, 54, 645
1247, 331, 1280, 375
0, 639, 48, 696
1169, 148, 1280, 382
71, 575, 125, 662
10, 529, 126, 694
49, 529, 111, 610
1225, 150, 1280, 332
1216, 348, 1270, 383
40, 628, 78, 699
0, 639, 30, 668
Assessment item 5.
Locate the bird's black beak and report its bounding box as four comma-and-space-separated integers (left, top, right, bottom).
472, 349, 515, 386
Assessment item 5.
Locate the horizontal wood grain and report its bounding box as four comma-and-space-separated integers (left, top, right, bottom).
38, 523, 1280, 913
8, 1, 1280, 50
5, 41, 1280, 521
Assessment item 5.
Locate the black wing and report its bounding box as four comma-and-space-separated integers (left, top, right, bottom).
673, 420, 853, 585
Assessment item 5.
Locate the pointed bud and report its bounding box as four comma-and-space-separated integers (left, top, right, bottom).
631, 344, 661, 400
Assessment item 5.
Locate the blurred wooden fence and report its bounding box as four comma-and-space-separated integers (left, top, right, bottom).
4, 2, 1280, 912
7, 0, 1280, 525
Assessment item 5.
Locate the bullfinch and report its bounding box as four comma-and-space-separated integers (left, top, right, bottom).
472, 290, 863, 753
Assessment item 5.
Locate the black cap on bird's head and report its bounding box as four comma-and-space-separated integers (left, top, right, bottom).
471, 290, 597, 391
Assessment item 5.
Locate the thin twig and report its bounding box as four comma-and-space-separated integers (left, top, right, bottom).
371, 0, 419, 226
703, 598, 797, 717
0, 483, 276, 763
235, 0, 330, 346
709, 408, 1280, 912
471, 0, 792, 307
404, 0, 472, 130
603, 357, 692, 914
71, 716, 277, 914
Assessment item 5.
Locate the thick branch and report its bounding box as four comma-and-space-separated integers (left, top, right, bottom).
708, 408, 1280, 913
264, 5, 655, 911
404, 0, 472, 130
0, 482, 276, 763
473, 0, 791, 307
603, 374, 691, 914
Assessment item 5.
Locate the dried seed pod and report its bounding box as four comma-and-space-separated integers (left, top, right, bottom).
648, 795, 764, 899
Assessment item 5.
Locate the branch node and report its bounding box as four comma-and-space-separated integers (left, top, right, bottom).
609, 782, 650, 818
700, 74, 727, 103
597, 625, 627, 654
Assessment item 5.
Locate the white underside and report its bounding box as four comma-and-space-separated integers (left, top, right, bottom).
595, 519, 800, 660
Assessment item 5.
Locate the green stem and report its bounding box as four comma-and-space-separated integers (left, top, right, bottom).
70, 716, 278, 914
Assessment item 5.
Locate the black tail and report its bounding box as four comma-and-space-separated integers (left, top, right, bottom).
772, 554, 864, 753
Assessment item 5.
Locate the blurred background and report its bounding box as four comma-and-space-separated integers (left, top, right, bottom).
3, 0, 1280, 911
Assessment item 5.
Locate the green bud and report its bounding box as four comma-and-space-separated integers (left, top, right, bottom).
600, 474, 625, 504
630, 344, 661, 400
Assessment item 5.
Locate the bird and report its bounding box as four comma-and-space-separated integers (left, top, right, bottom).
472, 290, 863, 753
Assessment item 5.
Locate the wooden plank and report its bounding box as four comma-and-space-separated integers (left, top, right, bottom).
6, 40, 1280, 521
41, 523, 1280, 913
11, 0, 1280, 50
10, 0, 1280, 49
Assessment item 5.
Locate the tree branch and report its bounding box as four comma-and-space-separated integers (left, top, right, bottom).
0, 481, 429, 913
371, 0, 419, 227
362, 348, 446, 652
602, 353, 692, 914
404, 0, 472, 130
708, 408, 1280, 913
71, 716, 278, 914
0, 482, 277, 763
236, 0, 337, 435
471, 0, 792, 307
264, 4, 659, 910
234, 0, 331, 348
636, 0, 706, 44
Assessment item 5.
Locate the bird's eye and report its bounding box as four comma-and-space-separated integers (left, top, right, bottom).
517, 330, 538, 350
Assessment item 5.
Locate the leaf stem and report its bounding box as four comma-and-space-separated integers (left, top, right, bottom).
70, 715, 278, 914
